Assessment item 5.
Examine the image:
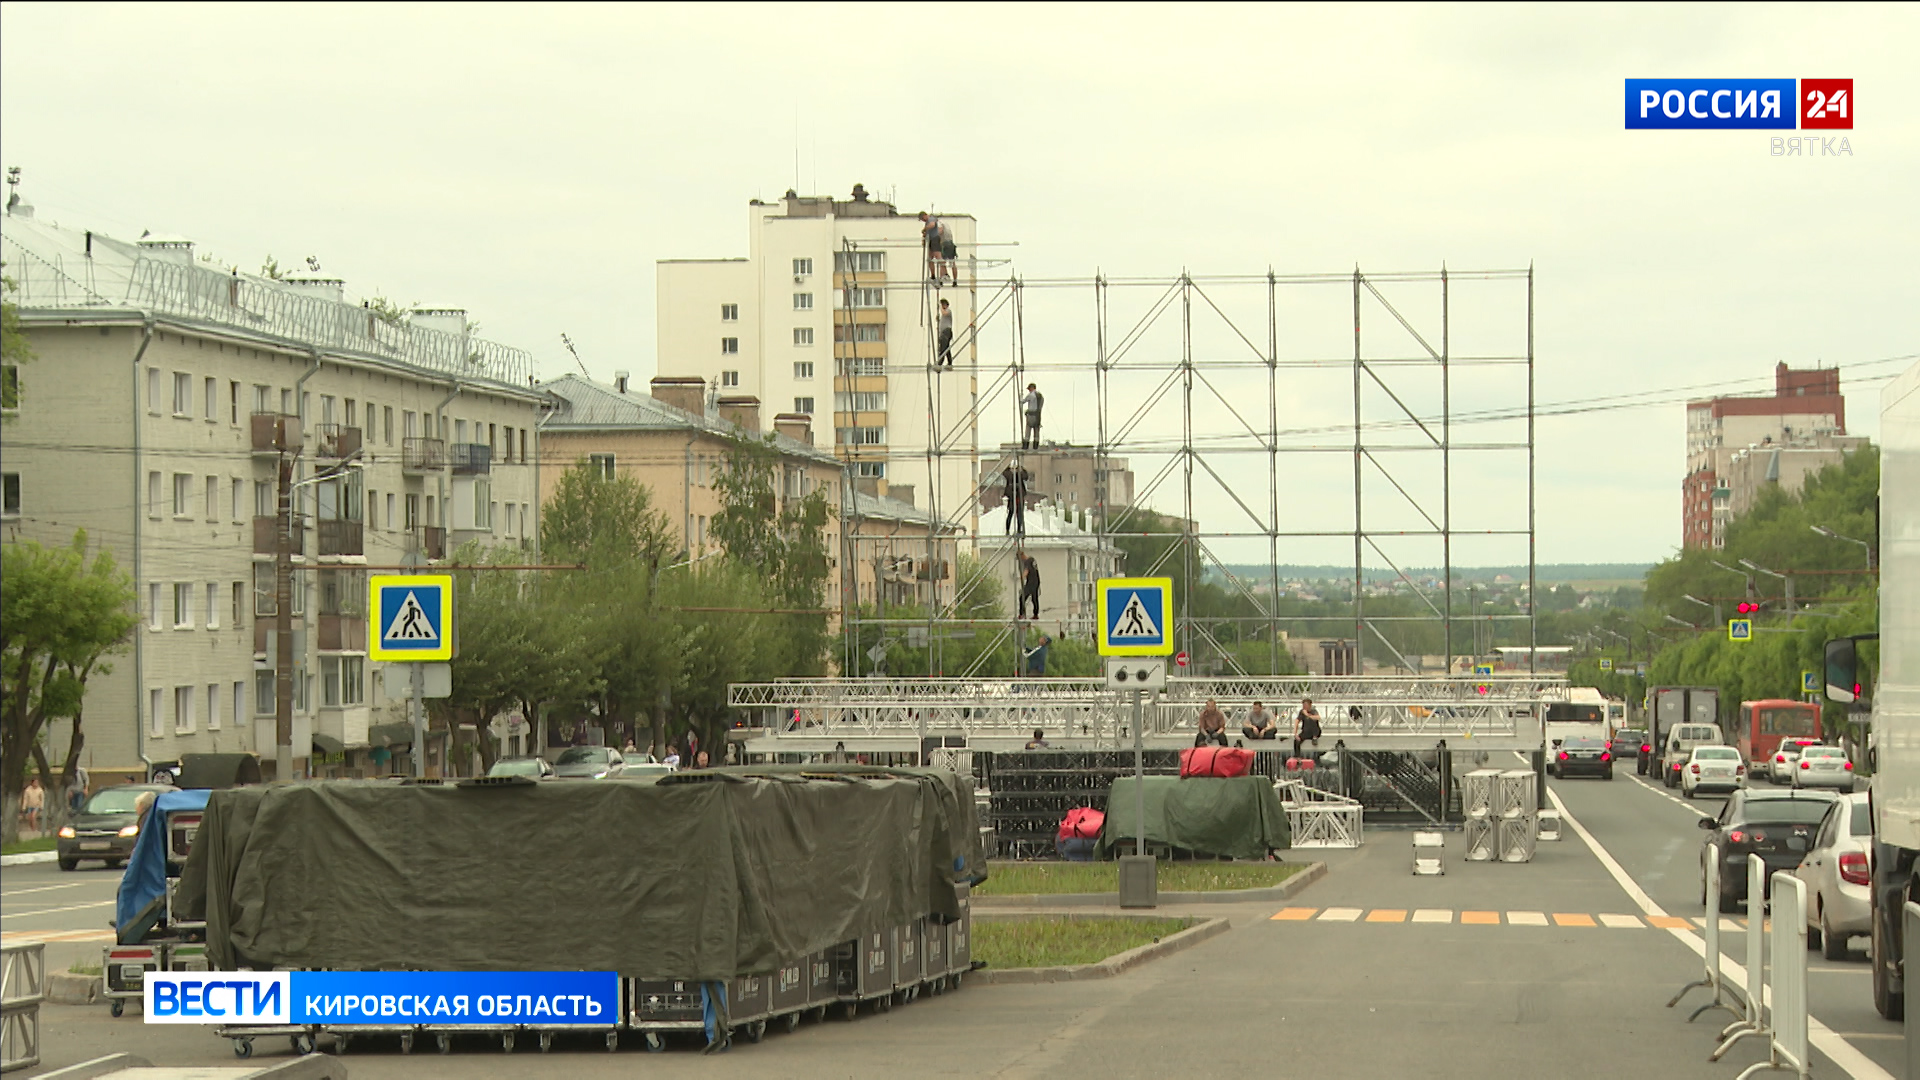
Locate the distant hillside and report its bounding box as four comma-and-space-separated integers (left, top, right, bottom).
1211, 564, 1652, 585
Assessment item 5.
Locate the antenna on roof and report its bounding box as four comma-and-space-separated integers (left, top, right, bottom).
560, 333, 590, 379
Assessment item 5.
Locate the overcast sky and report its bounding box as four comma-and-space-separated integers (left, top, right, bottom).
4, 3, 1914, 567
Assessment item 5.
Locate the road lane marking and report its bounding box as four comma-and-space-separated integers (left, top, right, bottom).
1552, 913, 1596, 927
0, 899, 115, 920
1318, 907, 1362, 922
0, 882, 91, 898
1547, 786, 1894, 1080
1648, 916, 1690, 929
1, 929, 115, 945
1270, 908, 1316, 921
1506, 911, 1547, 926
1365, 910, 1407, 923
1411, 909, 1452, 924
1599, 914, 1646, 929
1460, 911, 1501, 925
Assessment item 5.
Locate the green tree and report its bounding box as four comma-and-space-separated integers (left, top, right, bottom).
710, 432, 833, 675
3, 274, 32, 412
1, 531, 140, 843
540, 460, 679, 568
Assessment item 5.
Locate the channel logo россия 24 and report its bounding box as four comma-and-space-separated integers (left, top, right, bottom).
1624, 79, 1852, 129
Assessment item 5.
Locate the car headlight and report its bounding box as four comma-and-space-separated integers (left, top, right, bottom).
58, 825, 76, 839
118, 824, 140, 838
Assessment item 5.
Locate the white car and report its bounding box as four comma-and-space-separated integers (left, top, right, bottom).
1792, 745, 1856, 790
1792, 791, 1872, 960
1769, 739, 1820, 783
1681, 745, 1746, 798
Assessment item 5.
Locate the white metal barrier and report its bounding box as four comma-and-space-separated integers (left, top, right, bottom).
1732, 873, 1809, 1079
1667, 842, 1740, 1022
1274, 780, 1363, 849
1712, 855, 1770, 1058
1907, 902, 1920, 1080
1412, 832, 1444, 875
0, 941, 45, 1073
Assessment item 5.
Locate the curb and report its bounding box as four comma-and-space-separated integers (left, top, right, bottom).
972, 860, 1327, 909
969, 915, 1232, 984
1, 851, 58, 866
48, 972, 102, 1005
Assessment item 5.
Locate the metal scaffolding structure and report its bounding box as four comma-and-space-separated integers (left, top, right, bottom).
840, 263, 1540, 686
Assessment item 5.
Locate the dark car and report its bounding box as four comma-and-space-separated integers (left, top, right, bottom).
552, 746, 626, 780
1611, 729, 1648, 759
487, 756, 555, 780
1699, 788, 1839, 912
1552, 736, 1614, 780
56, 784, 178, 871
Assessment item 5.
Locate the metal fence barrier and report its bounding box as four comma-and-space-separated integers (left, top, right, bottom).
0, 942, 45, 1073
1274, 780, 1363, 849
1712, 856, 1771, 1060
1668, 843, 1740, 1022
1907, 902, 1920, 1080
1731, 872, 1809, 1079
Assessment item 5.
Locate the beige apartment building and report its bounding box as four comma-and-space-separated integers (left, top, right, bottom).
977, 504, 1120, 641
655, 186, 982, 531
2, 208, 545, 780
1683, 363, 1859, 549
978, 442, 1135, 523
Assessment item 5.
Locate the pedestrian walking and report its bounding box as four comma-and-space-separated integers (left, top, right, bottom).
1024, 633, 1052, 676
1018, 553, 1041, 620
1195, 700, 1228, 747
1292, 697, 1323, 761
21, 778, 44, 834
1021, 383, 1044, 448
937, 299, 955, 368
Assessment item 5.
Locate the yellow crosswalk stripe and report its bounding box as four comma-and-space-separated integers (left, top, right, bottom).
1270, 907, 1317, 921
1460, 911, 1501, 925
1266, 908, 1657, 929
1552, 913, 1596, 927
1365, 909, 1407, 923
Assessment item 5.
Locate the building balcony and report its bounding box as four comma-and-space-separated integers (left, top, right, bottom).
253, 515, 306, 557
316, 423, 363, 459
402, 437, 445, 474
316, 519, 363, 557
448, 443, 492, 476
410, 526, 446, 561
250, 412, 301, 454
317, 614, 367, 652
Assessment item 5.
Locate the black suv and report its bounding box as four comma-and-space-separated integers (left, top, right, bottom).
1698, 788, 1838, 912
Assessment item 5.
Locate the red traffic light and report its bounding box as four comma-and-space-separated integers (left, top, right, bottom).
1736, 601, 1763, 614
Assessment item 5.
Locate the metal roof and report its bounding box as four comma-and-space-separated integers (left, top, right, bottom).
537, 374, 840, 467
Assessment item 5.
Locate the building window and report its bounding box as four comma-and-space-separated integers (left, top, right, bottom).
793, 292, 814, 311
794, 327, 815, 346
1, 364, 19, 411
794, 360, 815, 379
837, 287, 886, 309
721, 370, 740, 387
833, 322, 886, 343
207, 683, 220, 730
384, 406, 394, 444
502, 425, 514, 463
149, 583, 162, 630
254, 384, 271, 414
721, 337, 739, 355
855, 461, 886, 478
233, 681, 246, 730
231, 478, 244, 522
151, 688, 164, 737
206, 583, 220, 629
172, 372, 192, 416
404, 411, 418, 439
793, 258, 813, 276
322, 657, 341, 708
299, 391, 310, 422
171, 473, 190, 517
175, 685, 196, 733
232, 581, 246, 628
254, 670, 274, 716
837, 357, 885, 377
836, 426, 886, 445
835, 391, 888, 412
1, 472, 18, 517
344, 397, 357, 429
204, 376, 218, 420
720, 303, 739, 322
385, 493, 396, 530
205, 476, 219, 521
473, 480, 492, 529
833, 251, 885, 273
254, 563, 276, 617
255, 480, 273, 518
519, 429, 527, 462
795, 397, 815, 414
455, 418, 468, 444
321, 395, 336, 425
174, 583, 193, 628
588, 453, 615, 481
405, 494, 421, 530
147, 368, 162, 413
342, 657, 365, 706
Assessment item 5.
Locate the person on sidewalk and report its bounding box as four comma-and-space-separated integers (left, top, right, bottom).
1195, 699, 1229, 747
1021, 383, 1044, 449
1242, 701, 1279, 741
937, 299, 955, 368
22, 778, 44, 834
1018, 554, 1041, 620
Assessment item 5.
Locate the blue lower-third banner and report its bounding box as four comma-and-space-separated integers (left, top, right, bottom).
146, 970, 620, 1025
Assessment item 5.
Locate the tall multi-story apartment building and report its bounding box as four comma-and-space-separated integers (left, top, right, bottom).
656, 186, 981, 534
1682, 363, 1858, 548
2, 207, 545, 780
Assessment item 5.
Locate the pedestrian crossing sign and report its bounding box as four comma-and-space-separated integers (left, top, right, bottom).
1728, 618, 1753, 642
369, 575, 454, 662
1097, 577, 1171, 657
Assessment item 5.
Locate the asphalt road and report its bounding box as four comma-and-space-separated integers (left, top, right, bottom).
2, 858, 124, 975
6, 762, 1906, 1079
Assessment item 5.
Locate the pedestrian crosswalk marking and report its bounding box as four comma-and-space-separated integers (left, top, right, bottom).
1553, 913, 1596, 927
1272, 907, 1317, 921
1271, 908, 1695, 929
1460, 910, 1501, 925
1648, 916, 1691, 929
1318, 907, 1363, 922
1411, 909, 1452, 924
1599, 914, 1645, 929
1507, 911, 1548, 926
1365, 909, 1407, 923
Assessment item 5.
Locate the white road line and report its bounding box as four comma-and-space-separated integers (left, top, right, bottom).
0, 899, 115, 920
1598, 914, 1645, 929
1547, 787, 1895, 1080
0, 882, 91, 898
1411, 909, 1452, 924
1318, 907, 1362, 922
1506, 911, 1548, 926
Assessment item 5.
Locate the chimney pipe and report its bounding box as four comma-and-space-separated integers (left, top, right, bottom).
614, 370, 630, 394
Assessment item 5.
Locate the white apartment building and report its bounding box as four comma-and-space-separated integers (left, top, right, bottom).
2, 207, 546, 781
977, 504, 1120, 640
656, 186, 981, 533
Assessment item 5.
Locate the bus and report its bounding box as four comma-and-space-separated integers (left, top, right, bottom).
1734, 698, 1822, 770
1545, 686, 1613, 750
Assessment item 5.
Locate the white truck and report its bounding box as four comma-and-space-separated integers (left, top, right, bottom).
1830, 357, 1918, 1020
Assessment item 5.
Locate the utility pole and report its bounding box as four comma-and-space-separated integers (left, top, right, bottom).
274, 444, 296, 781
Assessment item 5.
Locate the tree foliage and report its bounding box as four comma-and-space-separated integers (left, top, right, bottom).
3, 274, 32, 411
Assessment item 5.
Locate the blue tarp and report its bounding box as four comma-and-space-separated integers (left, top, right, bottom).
115, 788, 209, 938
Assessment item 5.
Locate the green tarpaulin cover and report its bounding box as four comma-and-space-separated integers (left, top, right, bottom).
1097, 775, 1291, 860
173, 766, 983, 980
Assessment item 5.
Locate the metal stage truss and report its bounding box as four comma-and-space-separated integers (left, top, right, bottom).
731, 675, 1563, 754
834, 264, 1538, 683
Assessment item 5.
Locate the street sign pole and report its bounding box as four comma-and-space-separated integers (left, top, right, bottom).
1133, 687, 1145, 859
410, 661, 426, 779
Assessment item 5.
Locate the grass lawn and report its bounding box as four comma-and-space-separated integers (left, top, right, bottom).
2, 837, 57, 856
975, 861, 1303, 896
974, 916, 1194, 969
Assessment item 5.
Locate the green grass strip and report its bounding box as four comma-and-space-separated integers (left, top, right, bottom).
974, 916, 1194, 969
975, 860, 1302, 896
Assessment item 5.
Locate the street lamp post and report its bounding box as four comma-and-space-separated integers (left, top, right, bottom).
1736, 558, 1795, 614
1680, 593, 1720, 626
1664, 615, 1701, 630
1811, 525, 1876, 571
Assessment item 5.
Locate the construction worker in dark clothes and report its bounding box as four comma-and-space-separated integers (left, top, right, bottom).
1018, 554, 1041, 620
1022, 383, 1044, 449
919, 212, 941, 283
937, 299, 954, 368
1003, 464, 1029, 534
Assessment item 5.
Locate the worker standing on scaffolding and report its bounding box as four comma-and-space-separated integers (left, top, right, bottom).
919, 211, 941, 284
1018, 553, 1041, 621
1021, 383, 1044, 449
1003, 462, 1029, 534
939, 221, 958, 285
937, 299, 954, 369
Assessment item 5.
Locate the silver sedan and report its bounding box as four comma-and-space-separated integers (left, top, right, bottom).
1791, 744, 1856, 790
1792, 791, 1872, 960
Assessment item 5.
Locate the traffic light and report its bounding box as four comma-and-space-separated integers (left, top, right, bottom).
1736, 601, 1765, 615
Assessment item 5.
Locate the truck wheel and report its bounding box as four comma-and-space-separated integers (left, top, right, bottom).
1873, 913, 1905, 1020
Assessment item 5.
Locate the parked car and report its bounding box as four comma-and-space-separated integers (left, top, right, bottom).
1552, 736, 1614, 780
552, 746, 626, 780
1791, 792, 1872, 960
1791, 745, 1856, 790
1611, 729, 1647, 760
487, 756, 555, 780
1699, 788, 1839, 912
621, 762, 676, 778
1769, 737, 1822, 783
1680, 745, 1745, 798
56, 783, 178, 871
1663, 723, 1724, 788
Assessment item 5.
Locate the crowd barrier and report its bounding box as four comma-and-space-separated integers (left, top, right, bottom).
1, 942, 45, 1073
1667, 851, 1811, 1079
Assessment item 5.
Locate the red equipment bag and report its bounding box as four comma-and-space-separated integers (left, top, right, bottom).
1058, 807, 1106, 841
1179, 746, 1253, 778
